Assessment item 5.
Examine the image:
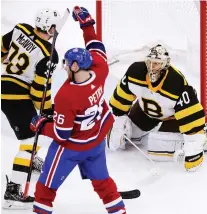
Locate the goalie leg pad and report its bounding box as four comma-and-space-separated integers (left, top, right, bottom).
184, 151, 204, 171
183, 134, 205, 172
131, 121, 149, 143
147, 132, 184, 161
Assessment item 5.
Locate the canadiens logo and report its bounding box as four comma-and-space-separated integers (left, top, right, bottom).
91, 84, 95, 89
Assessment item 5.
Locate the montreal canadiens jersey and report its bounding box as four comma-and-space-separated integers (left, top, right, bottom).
110, 61, 205, 135
41, 25, 114, 151
1, 23, 58, 110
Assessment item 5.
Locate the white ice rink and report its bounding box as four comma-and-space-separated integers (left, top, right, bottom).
1, 0, 207, 214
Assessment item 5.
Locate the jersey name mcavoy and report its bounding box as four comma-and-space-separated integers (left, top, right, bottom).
16, 33, 37, 53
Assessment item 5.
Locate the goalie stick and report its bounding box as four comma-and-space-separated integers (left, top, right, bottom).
23, 8, 70, 199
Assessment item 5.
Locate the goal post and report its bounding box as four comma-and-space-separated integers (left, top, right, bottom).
96, 0, 102, 41
200, 0, 207, 121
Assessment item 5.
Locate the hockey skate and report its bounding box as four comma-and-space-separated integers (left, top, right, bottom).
3, 175, 34, 210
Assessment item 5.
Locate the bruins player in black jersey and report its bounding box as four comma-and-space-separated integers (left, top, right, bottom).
108, 44, 205, 172
1, 9, 59, 208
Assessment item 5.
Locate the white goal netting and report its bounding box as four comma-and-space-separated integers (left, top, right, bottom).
101, 0, 200, 75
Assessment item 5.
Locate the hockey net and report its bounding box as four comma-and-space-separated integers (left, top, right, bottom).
96, 0, 207, 120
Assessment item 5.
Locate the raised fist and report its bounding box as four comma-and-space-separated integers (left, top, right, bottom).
72, 6, 95, 28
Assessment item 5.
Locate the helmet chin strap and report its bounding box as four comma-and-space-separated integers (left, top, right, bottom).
47, 27, 55, 37
70, 67, 81, 82
47, 30, 53, 36
71, 71, 75, 82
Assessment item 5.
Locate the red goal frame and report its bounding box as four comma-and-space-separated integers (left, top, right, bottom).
200, 0, 207, 121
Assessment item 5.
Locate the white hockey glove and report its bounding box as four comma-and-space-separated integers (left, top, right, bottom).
174, 134, 205, 172
107, 115, 132, 151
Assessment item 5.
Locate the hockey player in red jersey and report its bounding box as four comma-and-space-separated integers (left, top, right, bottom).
30, 6, 126, 214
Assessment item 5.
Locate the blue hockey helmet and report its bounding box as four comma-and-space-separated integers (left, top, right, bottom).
64, 48, 93, 70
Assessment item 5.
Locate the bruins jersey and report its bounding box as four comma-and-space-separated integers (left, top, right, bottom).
109, 61, 205, 135
1, 23, 59, 110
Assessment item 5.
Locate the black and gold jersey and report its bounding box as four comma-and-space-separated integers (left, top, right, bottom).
1, 23, 59, 110
109, 61, 205, 134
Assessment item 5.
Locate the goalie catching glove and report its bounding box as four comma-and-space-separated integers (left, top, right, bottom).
107, 115, 132, 151
174, 134, 205, 172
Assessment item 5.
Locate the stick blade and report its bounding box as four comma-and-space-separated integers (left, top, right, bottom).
56, 8, 70, 33
119, 189, 141, 199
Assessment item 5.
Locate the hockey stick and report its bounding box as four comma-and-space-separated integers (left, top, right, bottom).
124, 135, 161, 176
118, 134, 162, 199
108, 58, 119, 66
117, 135, 162, 200
23, 8, 70, 199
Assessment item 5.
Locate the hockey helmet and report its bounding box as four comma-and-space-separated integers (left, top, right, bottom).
145, 44, 170, 82
64, 48, 93, 70
35, 9, 60, 33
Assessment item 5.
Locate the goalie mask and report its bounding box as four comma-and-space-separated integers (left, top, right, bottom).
145, 44, 170, 83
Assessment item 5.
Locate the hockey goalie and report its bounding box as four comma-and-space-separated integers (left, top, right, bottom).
108, 44, 206, 172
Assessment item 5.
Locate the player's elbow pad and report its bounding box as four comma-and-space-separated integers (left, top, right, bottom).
54, 126, 72, 142
86, 40, 106, 55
